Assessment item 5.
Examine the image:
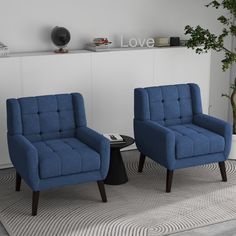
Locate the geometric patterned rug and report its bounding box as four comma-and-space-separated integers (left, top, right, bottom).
1, 151, 236, 236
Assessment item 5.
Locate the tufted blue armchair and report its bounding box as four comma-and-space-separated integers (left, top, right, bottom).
7, 93, 110, 216
134, 84, 232, 192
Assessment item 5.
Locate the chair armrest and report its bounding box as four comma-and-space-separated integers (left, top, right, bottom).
134, 120, 176, 170
7, 135, 39, 189
194, 114, 232, 136
193, 114, 232, 157
77, 127, 110, 179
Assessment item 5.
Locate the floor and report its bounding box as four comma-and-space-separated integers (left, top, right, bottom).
172, 220, 236, 236
0, 219, 233, 236
1, 151, 236, 236
1, 205, 236, 236
0, 223, 7, 236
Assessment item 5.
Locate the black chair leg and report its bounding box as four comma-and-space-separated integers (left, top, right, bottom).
32, 191, 40, 216
138, 154, 146, 173
97, 181, 107, 202
166, 169, 174, 193
219, 161, 227, 182
15, 172, 21, 192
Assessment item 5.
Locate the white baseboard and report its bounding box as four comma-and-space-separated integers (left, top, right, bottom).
0, 163, 13, 169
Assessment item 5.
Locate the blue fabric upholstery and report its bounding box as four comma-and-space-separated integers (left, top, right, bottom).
135, 84, 202, 126
34, 138, 100, 179
7, 93, 110, 191
193, 114, 232, 157
18, 94, 76, 142
168, 124, 224, 159
77, 127, 110, 180
134, 83, 232, 171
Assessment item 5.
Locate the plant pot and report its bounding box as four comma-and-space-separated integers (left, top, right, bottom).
229, 134, 236, 160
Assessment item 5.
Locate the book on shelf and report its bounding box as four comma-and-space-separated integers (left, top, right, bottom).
103, 134, 126, 144
0, 42, 9, 57
85, 43, 110, 52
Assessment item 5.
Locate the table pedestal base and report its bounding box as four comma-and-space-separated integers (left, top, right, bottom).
104, 149, 128, 185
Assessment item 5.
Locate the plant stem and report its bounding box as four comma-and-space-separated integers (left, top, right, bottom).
231, 79, 236, 134
223, 47, 236, 55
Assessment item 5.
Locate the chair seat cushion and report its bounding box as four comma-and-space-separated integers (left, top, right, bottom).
33, 138, 100, 179
168, 124, 225, 159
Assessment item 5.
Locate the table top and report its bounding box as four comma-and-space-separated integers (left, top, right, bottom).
110, 135, 135, 149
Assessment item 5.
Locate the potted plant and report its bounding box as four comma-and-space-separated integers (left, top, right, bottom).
184, 0, 236, 159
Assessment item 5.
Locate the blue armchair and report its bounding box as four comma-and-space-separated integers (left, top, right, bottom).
134, 84, 232, 192
7, 93, 110, 216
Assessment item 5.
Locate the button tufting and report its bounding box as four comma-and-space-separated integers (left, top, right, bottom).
59, 129, 62, 132
161, 99, 164, 103
57, 110, 60, 112
39, 132, 42, 135
37, 111, 40, 115
178, 98, 180, 101
179, 116, 182, 119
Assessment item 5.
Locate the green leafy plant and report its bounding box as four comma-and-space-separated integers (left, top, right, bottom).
184, 0, 236, 133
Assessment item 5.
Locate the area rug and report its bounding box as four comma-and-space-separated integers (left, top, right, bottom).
1, 151, 236, 236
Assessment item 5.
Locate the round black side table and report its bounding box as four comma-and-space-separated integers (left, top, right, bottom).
104, 135, 134, 185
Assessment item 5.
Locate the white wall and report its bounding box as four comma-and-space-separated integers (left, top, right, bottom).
0, 0, 231, 120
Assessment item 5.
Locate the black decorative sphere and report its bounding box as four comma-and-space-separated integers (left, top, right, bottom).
51, 26, 71, 52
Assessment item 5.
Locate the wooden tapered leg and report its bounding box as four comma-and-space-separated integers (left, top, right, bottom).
15, 172, 21, 192
32, 191, 40, 216
97, 181, 107, 202
138, 154, 146, 173
166, 170, 174, 193
219, 161, 227, 182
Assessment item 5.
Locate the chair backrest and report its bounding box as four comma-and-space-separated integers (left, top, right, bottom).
7, 93, 87, 142
134, 83, 202, 126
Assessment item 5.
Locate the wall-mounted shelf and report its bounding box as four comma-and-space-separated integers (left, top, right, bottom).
0, 46, 188, 59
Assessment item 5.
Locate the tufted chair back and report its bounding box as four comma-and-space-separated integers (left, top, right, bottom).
134, 84, 203, 126
7, 93, 87, 142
